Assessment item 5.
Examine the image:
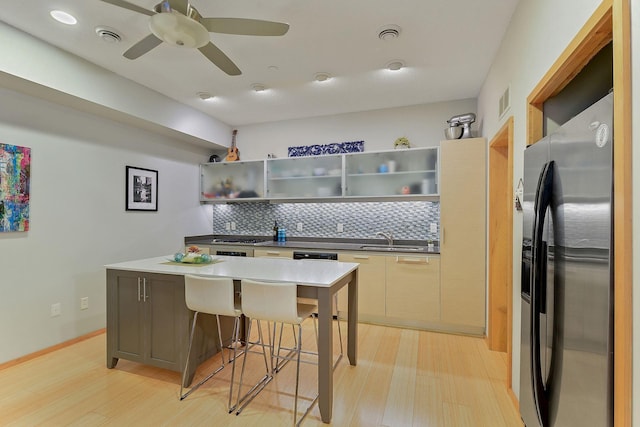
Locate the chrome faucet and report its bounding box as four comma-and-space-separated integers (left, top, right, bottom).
375, 231, 394, 246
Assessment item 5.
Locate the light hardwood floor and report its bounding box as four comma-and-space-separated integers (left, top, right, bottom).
0, 322, 522, 426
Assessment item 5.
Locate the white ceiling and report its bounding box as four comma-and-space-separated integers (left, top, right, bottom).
0, 0, 519, 127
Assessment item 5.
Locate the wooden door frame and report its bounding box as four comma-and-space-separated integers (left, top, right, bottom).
525, 0, 632, 424
487, 117, 514, 391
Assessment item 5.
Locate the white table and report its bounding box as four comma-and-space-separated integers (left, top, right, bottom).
105, 255, 359, 423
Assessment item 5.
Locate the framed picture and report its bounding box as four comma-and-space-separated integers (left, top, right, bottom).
126, 166, 158, 211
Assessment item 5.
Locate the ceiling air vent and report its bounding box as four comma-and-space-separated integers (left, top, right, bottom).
499, 85, 511, 119
378, 24, 401, 41
95, 26, 122, 43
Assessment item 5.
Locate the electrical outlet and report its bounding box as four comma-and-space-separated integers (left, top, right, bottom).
80, 297, 89, 310
430, 223, 438, 233
225, 222, 231, 231
231, 221, 237, 230
51, 303, 61, 317
297, 222, 303, 232
337, 223, 344, 233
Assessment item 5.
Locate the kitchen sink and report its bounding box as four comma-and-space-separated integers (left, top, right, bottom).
359, 245, 426, 252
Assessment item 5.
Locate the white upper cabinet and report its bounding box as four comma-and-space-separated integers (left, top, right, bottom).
200, 160, 266, 201
266, 154, 343, 199
344, 147, 439, 199
200, 147, 438, 202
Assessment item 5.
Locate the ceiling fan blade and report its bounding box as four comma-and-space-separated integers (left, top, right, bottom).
198, 42, 241, 76
99, 0, 155, 16
167, 0, 189, 15
201, 18, 289, 36
123, 34, 163, 59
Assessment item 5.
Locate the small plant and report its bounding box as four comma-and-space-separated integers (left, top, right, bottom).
394, 136, 411, 149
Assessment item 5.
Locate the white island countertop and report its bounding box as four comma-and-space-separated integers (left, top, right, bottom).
105, 255, 359, 287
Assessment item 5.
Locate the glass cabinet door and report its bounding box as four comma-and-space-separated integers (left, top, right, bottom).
200, 161, 265, 201
345, 147, 438, 198
266, 155, 343, 199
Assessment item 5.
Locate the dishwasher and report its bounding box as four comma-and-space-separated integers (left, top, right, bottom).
292, 251, 339, 317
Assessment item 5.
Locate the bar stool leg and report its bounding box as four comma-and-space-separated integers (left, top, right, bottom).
180, 312, 226, 400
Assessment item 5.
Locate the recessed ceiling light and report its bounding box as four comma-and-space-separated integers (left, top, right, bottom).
50, 10, 77, 25
251, 83, 267, 92
197, 91, 214, 100
314, 72, 332, 82
377, 24, 401, 41
385, 60, 405, 71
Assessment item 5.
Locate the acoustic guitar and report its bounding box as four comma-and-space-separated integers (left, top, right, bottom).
225, 129, 240, 161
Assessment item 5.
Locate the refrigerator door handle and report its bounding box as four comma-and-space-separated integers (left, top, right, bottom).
530, 160, 554, 427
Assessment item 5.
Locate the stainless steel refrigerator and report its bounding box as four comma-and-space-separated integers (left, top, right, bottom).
519, 92, 613, 427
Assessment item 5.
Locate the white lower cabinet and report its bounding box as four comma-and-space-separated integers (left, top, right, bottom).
385, 255, 440, 324
337, 253, 386, 319
338, 252, 453, 332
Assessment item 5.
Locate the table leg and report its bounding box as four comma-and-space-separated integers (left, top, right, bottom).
347, 271, 358, 365
317, 287, 333, 423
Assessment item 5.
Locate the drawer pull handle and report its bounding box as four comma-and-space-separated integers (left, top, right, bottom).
137, 277, 141, 302
353, 256, 370, 260
396, 256, 429, 264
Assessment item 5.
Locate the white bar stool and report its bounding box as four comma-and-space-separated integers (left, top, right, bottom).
236, 279, 319, 426
180, 275, 242, 413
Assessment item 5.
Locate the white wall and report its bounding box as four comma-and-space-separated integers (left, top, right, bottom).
0, 88, 213, 364
235, 99, 477, 160
475, 0, 609, 399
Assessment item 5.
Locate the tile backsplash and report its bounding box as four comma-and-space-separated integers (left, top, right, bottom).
212, 201, 439, 241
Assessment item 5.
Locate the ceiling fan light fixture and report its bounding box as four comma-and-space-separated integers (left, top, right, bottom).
149, 11, 209, 48
50, 10, 77, 25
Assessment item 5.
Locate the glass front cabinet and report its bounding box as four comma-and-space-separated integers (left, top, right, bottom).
200, 147, 439, 202
200, 160, 265, 201
266, 154, 343, 200
344, 147, 439, 198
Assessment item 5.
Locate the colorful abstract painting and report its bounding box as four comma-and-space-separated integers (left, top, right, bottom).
0, 143, 31, 232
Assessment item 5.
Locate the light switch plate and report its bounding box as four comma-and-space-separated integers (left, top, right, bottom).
225, 222, 231, 231
430, 223, 438, 233
337, 223, 344, 233
231, 222, 236, 231
297, 222, 303, 231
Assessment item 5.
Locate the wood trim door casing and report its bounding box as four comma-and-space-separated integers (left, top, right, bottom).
611, 0, 632, 425
487, 117, 514, 394
525, 0, 632, 425
526, 0, 613, 146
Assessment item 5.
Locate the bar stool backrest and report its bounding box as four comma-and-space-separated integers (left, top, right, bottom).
241, 279, 301, 324
184, 275, 238, 317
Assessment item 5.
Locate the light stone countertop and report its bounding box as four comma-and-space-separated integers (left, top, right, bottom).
105, 255, 359, 287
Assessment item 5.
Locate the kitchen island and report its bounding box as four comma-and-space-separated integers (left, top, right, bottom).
105, 255, 359, 424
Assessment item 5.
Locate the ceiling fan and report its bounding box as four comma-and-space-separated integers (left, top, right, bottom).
99, 0, 290, 75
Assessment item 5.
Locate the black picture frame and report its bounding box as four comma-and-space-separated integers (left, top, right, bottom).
126, 166, 158, 211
